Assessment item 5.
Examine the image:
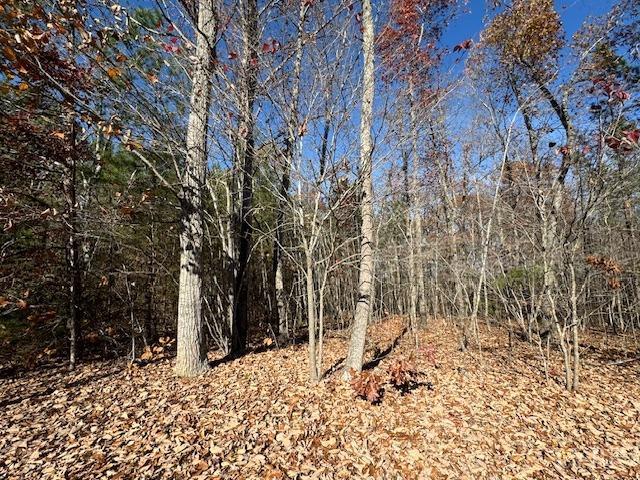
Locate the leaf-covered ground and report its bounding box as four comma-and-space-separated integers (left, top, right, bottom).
1, 318, 639, 479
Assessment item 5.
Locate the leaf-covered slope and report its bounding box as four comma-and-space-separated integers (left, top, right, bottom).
1, 319, 639, 479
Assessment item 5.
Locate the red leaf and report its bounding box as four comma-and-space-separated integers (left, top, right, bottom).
625, 129, 640, 143
454, 39, 473, 52
261, 38, 280, 55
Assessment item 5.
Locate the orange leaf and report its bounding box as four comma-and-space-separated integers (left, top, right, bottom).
140, 347, 153, 361
4, 46, 17, 62
107, 67, 121, 79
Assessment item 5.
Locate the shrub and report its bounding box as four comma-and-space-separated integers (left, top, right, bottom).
349, 369, 383, 404
388, 358, 418, 391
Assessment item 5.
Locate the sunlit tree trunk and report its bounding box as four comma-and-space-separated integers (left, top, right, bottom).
305, 249, 319, 382
175, 0, 216, 377
344, 0, 375, 377
415, 213, 427, 319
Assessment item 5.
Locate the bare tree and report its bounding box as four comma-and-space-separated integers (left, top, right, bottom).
175, 0, 217, 376
344, 0, 375, 377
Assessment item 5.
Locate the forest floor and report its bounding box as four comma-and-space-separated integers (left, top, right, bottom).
1, 317, 640, 480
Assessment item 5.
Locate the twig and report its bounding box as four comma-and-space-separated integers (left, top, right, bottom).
607, 356, 640, 366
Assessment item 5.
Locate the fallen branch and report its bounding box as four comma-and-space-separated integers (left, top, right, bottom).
607, 356, 640, 366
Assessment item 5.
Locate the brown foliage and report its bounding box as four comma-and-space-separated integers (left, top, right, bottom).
349, 369, 383, 403
388, 357, 418, 389
586, 255, 623, 289
482, 0, 563, 70
2, 322, 640, 478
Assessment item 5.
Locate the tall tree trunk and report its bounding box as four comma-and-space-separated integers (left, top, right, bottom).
144, 216, 157, 346
569, 259, 580, 391
415, 213, 427, 319
344, 0, 375, 377
305, 251, 319, 382
402, 152, 418, 322
231, 0, 259, 355
63, 119, 81, 370
439, 157, 466, 343
273, 1, 308, 340
402, 150, 417, 330
175, 0, 216, 377
408, 85, 426, 321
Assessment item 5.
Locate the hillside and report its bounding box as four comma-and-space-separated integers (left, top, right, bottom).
2, 319, 639, 479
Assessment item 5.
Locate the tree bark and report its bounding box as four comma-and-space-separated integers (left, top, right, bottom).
306, 252, 319, 382
569, 259, 580, 391
273, 1, 308, 340
143, 215, 157, 346
402, 150, 418, 330
344, 0, 375, 377
63, 119, 82, 370
408, 86, 426, 321
175, 0, 216, 377
231, 0, 258, 356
